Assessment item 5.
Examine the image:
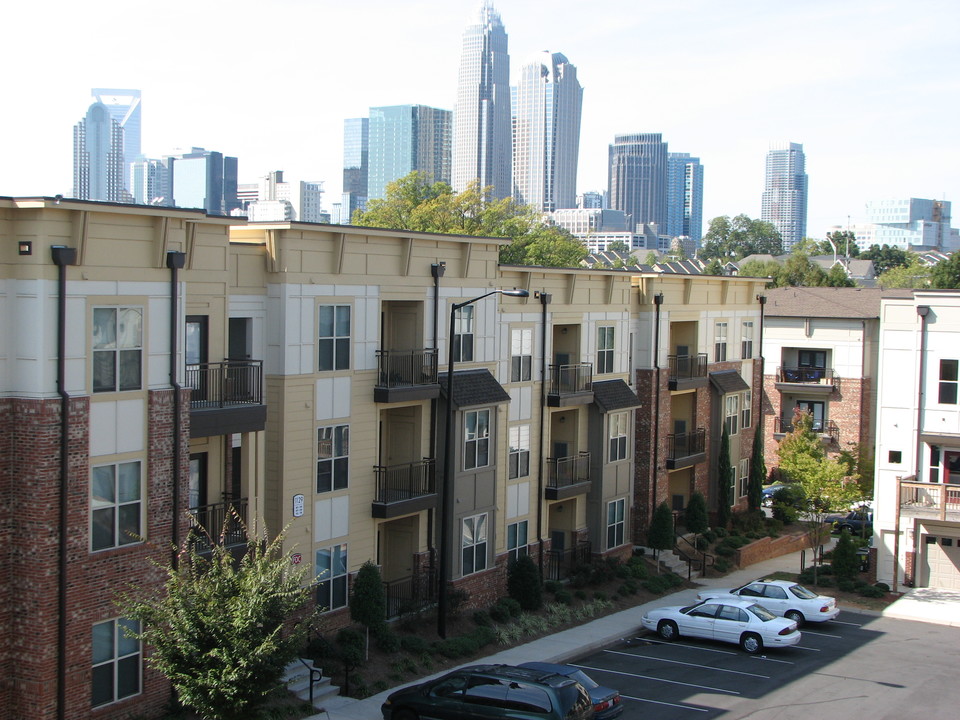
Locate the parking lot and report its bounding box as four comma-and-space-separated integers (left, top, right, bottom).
568, 609, 960, 719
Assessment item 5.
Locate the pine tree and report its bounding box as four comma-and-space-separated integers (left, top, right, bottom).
507, 554, 543, 611
351, 561, 387, 660
647, 502, 675, 574
748, 429, 766, 512
717, 426, 732, 529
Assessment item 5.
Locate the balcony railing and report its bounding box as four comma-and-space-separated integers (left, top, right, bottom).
774, 417, 839, 444
546, 541, 592, 582
383, 570, 437, 619
376, 349, 439, 389
777, 366, 838, 388
900, 480, 960, 520
548, 363, 593, 396
188, 498, 248, 551
668, 354, 708, 381
547, 452, 591, 490
667, 428, 706, 461
374, 459, 436, 504
186, 360, 263, 409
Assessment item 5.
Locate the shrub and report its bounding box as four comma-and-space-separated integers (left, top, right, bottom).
837, 578, 856, 592
489, 603, 511, 624
703, 529, 718, 544
731, 509, 765, 534
695, 536, 709, 551
435, 635, 479, 659
590, 557, 622, 584
499, 597, 522, 618
875, 582, 890, 592
713, 527, 728, 538
831, 530, 859, 580
554, 589, 573, 605
351, 561, 387, 638
816, 576, 835, 587
372, 680, 389, 694
715, 544, 735, 557
508, 555, 543, 611
685, 491, 709, 536
471, 625, 497, 648
375, 630, 401, 653
574, 589, 587, 600
713, 558, 731, 573
446, 587, 470, 616
859, 584, 885, 598
593, 591, 608, 602
625, 556, 649, 579
399, 635, 430, 655
472, 609, 492, 626
764, 518, 784, 535
544, 580, 562, 594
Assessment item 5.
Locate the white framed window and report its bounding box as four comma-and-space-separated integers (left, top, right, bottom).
462, 513, 488, 575
939, 359, 958, 404
507, 520, 528, 564
464, 409, 490, 470
93, 307, 143, 393
316, 543, 348, 611
91, 461, 142, 551
509, 425, 530, 479
606, 498, 625, 550
511, 328, 532, 382
609, 411, 628, 462
597, 326, 615, 374
91, 618, 141, 707
318, 304, 351, 371
714, 321, 728, 362
739, 458, 750, 498
741, 390, 752, 429
724, 394, 739, 436
741, 321, 754, 359
317, 425, 349, 492
453, 305, 474, 362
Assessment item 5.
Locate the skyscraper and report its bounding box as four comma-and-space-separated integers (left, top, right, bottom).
299, 181, 329, 224
761, 142, 807, 250
666, 153, 704, 242
452, 2, 511, 199
73, 102, 127, 202
342, 118, 369, 224
608, 133, 668, 231
367, 104, 452, 201
129, 157, 171, 205
512, 51, 582, 212
168, 147, 238, 215
91, 89, 142, 171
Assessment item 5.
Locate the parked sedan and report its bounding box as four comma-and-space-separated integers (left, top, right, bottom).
641, 598, 801, 654
833, 510, 873, 535
697, 578, 839, 625
519, 662, 623, 720
761, 483, 788, 507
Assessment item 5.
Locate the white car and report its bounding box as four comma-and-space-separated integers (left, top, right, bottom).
641, 598, 801, 654
697, 579, 839, 626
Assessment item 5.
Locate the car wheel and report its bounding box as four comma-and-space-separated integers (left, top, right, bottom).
657, 620, 679, 641
740, 632, 763, 655
838, 524, 853, 534
394, 709, 419, 720
785, 610, 804, 626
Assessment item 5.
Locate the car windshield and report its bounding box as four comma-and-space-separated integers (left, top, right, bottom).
789, 584, 819, 599
680, 602, 706, 614
746, 603, 778, 621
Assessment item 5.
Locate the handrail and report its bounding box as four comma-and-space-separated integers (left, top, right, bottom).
777, 365, 839, 387
186, 360, 263, 408
375, 348, 439, 388
674, 534, 714, 581
547, 363, 593, 395
546, 452, 591, 489
667, 428, 706, 460
667, 353, 707, 381
373, 459, 435, 504
298, 657, 323, 708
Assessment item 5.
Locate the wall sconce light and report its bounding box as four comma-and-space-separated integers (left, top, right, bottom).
561, 327, 568, 335
19, 241, 32, 256
556, 504, 564, 513
559, 416, 566, 424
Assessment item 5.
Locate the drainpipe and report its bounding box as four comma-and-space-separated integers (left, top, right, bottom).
915, 306, 930, 480
537, 291, 552, 575
757, 294, 767, 453
167, 252, 186, 564
52, 245, 77, 720
428, 263, 445, 566
651, 292, 664, 519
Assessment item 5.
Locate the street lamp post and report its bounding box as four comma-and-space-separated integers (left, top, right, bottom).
438, 288, 528, 638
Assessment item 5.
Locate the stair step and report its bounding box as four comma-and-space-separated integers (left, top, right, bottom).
285, 659, 341, 710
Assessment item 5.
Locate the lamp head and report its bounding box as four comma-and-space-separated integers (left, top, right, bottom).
500, 289, 529, 298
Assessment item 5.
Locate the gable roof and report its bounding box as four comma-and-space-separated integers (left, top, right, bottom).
439, 369, 510, 408
592, 379, 641, 412
709, 370, 750, 395
764, 286, 914, 319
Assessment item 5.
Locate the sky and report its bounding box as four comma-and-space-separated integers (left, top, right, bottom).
3, 0, 959, 239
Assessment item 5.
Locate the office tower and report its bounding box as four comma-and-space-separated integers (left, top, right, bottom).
91, 89, 142, 172
342, 118, 369, 224
511, 51, 582, 212
761, 142, 807, 250
73, 102, 127, 202
367, 104, 452, 201
130, 157, 171, 205
608, 133, 668, 231
578, 191, 605, 209
300, 181, 329, 223
452, 1, 511, 199
666, 153, 704, 242
168, 147, 238, 215
860, 198, 956, 252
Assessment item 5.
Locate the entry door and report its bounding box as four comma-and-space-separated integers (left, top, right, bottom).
796, 400, 824, 431
229, 317, 252, 359
381, 521, 415, 582
384, 303, 420, 351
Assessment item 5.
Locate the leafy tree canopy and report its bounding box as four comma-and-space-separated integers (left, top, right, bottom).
606, 240, 630, 253
794, 231, 860, 258
354, 172, 587, 268
930, 252, 960, 289
861, 244, 911, 275
700, 214, 782, 260
703, 258, 724, 276
877, 257, 931, 288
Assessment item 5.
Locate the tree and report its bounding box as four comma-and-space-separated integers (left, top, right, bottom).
647, 502, 675, 574
507, 554, 543, 611
825, 263, 855, 287
748, 430, 766, 512
685, 491, 709, 558
877, 257, 931, 288
118, 523, 317, 720
703, 258, 724, 276
771, 252, 828, 288
700, 214, 782, 260
826, 230, 860, 258
350, 561, 387, 660
644, 250, 660, 265
606, 240, 630, 253
716, 426, 732, 529
861, 244, 910, 275
831, 530, 859, 580
930, 252, 960, 289
738, 258, 780, 280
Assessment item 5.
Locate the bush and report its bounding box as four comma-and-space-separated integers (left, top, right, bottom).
499, 597, 522, 618
875, 582, 890, 592
713, 558, 731, 573
544, 580, 562, 594
554, 589, 573, 605
593, 591, 607, 602
715, 544, 735, 557
831, 530, 859, 580
574, 589, 587, 600
624, 556, 649, 580
375, 630, 401, 653
703, 529, 718, 544
590, 557, 622, 584
837, 578, 856, 592
508, 555, 543, 611
816, 576, 835, 587
731, 509, 766, 534
489, 603, 511, 624
399, 635, 430, 655
859, 584, 886, 598
435, 635, 479, 659
695, 536, 709, 551
472, 610, 492, 627
471, 625, 497, 648
713, 527, 728, 538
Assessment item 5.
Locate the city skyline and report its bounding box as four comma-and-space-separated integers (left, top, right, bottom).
2, 0, 959, 240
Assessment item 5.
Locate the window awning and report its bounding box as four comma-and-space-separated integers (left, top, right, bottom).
709, 370, 750, 395
592, 379, 641, 412
439, 369, 510, 408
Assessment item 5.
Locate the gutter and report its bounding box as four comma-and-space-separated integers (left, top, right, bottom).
167, 252, 186, 563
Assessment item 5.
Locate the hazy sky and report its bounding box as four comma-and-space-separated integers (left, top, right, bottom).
3, 0, 958, 238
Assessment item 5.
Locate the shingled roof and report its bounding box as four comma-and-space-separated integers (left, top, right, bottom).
709, 370, 750, 395
592, 379, 641, 412
764, 286, 914, 319
439, 369, 510, 408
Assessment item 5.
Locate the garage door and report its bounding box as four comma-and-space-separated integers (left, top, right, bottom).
925, 536, 960, 590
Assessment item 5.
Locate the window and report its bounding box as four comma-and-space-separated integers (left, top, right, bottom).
91, 461, 142, 551
939, 359, 958, 404
606, 498, 625, 549
318, 305, 351, 371
889, 450, 902, 464
93, 307, 142, 393
317, 425, 349, 492
798, 350, 826, 368
511, 328, 532, 382
930, 446, 941, 483
741, 390, 752, 430
597, 326, 614, 374
724, 394, 739, 436
92, 618, 140, 707
741, 321, 754, 359
464, 409, 490, 470
739, 458, 749, 497
609, 412, 628, 462
507, 520, 528, 563
714, 322, 728, 362
453, 305, 474, 362
461, 514, 488, 575
508, 425, 530, 479
316, 544, 348, 611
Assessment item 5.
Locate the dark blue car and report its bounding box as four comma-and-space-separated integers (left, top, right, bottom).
519, 662, 623, 719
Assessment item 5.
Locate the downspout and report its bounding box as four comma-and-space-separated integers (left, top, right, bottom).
429, 263, 446, 562
52, 245, 77, 720
537, 291, 552, 574
651, 292, 664, 518
167, 252, 186, 564
757, 294, 767, 444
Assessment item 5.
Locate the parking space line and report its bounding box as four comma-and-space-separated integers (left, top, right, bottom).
631, 636, 739, 655
749, 655, 795, 665
572, 664, 740, 695
620, 694, 710, 712
801, 629, 844, 639
793, 645, 822, 652
831, 619, 864, 627
599, 650, 771, 678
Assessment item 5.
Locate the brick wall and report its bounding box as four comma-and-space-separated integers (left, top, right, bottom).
735, 525, 831, 567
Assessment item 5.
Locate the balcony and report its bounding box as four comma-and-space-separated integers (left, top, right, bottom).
775, 366, 839, 393
666, 428, 707, 470
371, 459, 437, 519
546, 452, 592, 500
188, 498, 249, 555
187, 361, 266, 438
545, 540, 592, 581
899, 481, 960, 522
546, 363, 593, 407
374, 349, 440, 403
774, 417, 840, 444
383, 570, 437, 619
668, 354, 708, 391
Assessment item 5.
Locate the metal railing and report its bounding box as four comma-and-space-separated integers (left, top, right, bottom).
777, 366, 839, 387
774, 417, 839, 444
546, 452, 591, 489
674, 534, 714, 581
383, 570, 437, 619
668, 353, 708, 381
375, 348, 438, 388
547, 363, 593, 395
667, 428, 706, 460
545, 541, 592, 581
186, 360, 263, 408
188, 498, 248, 549
373, 459, 436, 504
900, 480, 960, 520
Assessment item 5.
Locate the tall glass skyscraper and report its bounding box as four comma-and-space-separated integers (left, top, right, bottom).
608, 133, 668, 231
452, 2, 511, 199
91, 89, 142, 171
761, 142, 807, 250
73, 102, 127, 202
367, 105, 452, 201
666, 153, 704, 242
342, 118, 369, 224
168, 148, 238, 215
512, 51, 582, 212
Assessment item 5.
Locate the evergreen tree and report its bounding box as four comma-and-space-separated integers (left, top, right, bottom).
507, 554, 543, 611
748, 430, 766, 512
350, 561, 387, 659
831, 529, 859, 580
716, 426, 732, 529
685, 491, 709, 537
647, 502, 675, 574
